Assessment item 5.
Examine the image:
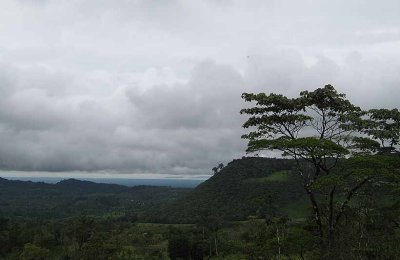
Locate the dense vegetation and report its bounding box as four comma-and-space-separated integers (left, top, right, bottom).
1, 154, 399, 259
144, 157, 307, 223
240, 85, 400, 258
0, 178, 190, 219
0, 215, 318, 259
0, 157, 310, 223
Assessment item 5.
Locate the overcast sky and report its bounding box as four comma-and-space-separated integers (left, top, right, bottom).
0, 0, 399, 176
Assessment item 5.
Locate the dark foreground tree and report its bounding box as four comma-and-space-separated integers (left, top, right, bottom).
241, 85, 400, 256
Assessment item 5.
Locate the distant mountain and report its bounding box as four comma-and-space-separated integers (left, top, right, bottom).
56, 178, 125, 193
0, 178, 191, 219
144, 157, 308, 223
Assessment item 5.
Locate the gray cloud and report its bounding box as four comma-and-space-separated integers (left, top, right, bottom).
0, 0, 399, 175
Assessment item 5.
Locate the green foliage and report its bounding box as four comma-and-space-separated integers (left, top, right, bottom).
343, 154, 400, 180
241, 84, 400, 256
0, 155, 399, 259
310, 175, 344, 190
0, 212, 397, 259
0, 178, 190, 219
247, 170, 290, 183
247, 136, 350, 158
20, 243, 50, 260
364, 108, 400, 151
145, 157, 308, 223
241, 85, 368, 161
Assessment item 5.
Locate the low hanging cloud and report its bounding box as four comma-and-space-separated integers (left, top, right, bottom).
0, 60, 248, 173
0, 0, 399, 174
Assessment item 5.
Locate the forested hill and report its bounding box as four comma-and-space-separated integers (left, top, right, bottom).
0, 177, 125, 193
0, 158, 308, 222
144, 157, 308, 223
0, 178, 191, 218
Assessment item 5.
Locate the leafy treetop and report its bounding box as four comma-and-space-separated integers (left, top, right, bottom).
240, 84, 400, 253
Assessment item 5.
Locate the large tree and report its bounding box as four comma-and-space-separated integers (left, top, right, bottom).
240, 85, 399, 255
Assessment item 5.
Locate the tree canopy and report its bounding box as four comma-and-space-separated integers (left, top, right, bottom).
241, 84, 400, 256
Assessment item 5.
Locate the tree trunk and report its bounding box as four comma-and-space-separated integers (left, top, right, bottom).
304, 185, 324, 240
214, 233, 218, 256
327, 186, 336, 257
276, 223, 281, 258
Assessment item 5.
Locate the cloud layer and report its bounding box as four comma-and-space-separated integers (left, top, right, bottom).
0, 0, 399, 174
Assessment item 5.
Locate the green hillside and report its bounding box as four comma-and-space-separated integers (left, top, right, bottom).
145, 157, 309, 223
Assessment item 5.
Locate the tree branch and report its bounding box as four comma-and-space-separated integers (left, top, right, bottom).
334, 177, 372, 228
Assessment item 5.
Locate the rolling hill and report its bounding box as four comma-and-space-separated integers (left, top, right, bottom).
143, 157, 309, 223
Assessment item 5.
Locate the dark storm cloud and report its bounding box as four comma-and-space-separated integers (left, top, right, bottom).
0, 0, 399, 174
